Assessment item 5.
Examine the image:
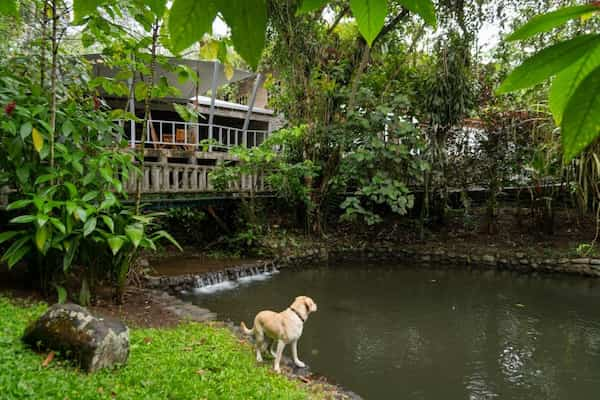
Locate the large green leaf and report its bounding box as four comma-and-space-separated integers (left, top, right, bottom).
497, 34, 600, 94
145, 0, 167, 16
0, 231, 20, 245
73, 0, 104, 22
1, 236, 29, 265
125, 224, 144, 248
50, 218, 66, 235
83, 217, 97, 237
63, 239, 78, 271
168, 0, 217, 54
108, 236, 126, 255
35, 225, 50, 253
297, 0, 327, 14
10, 215, 36, 224
220, 0, 267, 70
2, 237, 31, 268
102, 215, 115, 233
75, 207, 88, 222
7, 199, 33, 210
0, 0, 17, 16
550, 41, 600, 125
152, 230, 183, 251
36, 214, 49, 228
19, 122, 32, 139
508, 4, 599, 42
562, 66, 600, 162
350, 0, 388, 46
398, 0, 436, 28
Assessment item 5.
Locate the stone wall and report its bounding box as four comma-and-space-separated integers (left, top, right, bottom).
145, 246, 600, 294
326, 247, 600, 277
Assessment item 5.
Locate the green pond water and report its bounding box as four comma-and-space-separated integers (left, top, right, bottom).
180, 264, 600, 399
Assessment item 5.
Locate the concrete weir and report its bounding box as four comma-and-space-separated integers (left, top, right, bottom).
145, 261, 280, 294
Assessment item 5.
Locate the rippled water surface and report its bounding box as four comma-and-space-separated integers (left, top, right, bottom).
181, 264, 600, 399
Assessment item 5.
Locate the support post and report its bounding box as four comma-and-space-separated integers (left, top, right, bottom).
208, 62, 219, 151
242, 73, 263, 148
127, 76, 136, 148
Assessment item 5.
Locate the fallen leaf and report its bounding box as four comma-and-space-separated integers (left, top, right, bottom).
143, 337, 152, 344
195, 369, 206, 376
42, 351, 55, 367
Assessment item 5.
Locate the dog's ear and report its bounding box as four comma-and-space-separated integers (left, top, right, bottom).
305, 297, 317, 312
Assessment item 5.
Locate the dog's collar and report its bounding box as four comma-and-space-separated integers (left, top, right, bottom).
289, 307, 306, 323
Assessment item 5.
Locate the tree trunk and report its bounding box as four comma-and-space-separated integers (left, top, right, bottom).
135, 20, 159, 214
49, 0, 58, 172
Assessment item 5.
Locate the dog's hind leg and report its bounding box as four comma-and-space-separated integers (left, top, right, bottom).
254, 325, 265, 362
269, 339, 277, 357
291, 340, 306, 368
273, 340, 286, 373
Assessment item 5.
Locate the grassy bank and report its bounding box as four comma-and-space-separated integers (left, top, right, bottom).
0, 297, 311, 400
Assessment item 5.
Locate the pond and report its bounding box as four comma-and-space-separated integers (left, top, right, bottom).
180, 263, 600, 399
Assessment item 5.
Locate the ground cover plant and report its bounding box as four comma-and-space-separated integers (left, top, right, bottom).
0, 297, 311, 400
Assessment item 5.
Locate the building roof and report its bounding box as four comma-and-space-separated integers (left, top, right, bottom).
190, 95, 273, 115
85, 54, 273, 115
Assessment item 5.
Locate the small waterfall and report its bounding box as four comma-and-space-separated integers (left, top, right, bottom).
192, 262, 279, 293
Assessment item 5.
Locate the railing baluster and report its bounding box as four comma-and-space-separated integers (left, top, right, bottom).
208, 122, 213, 152
134, 161, 266, 195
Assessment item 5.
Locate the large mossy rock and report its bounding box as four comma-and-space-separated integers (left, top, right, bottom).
22, 303, 129, 372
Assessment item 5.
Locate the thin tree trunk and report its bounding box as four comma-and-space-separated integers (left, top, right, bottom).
49, 0, 58, 171
40, 1, 48, 89
135, 20, 159, 214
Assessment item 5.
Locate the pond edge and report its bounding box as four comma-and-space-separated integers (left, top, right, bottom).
144, 246, 600, 294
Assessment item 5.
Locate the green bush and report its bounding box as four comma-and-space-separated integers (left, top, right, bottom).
0, 64, 179, 304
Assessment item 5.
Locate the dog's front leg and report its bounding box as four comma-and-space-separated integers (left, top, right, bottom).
273, 340, 286, 373
291, 340, 306, 368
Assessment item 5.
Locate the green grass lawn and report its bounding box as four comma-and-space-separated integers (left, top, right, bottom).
0, 297, 311, 400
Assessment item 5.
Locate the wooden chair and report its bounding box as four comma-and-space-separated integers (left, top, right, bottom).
175, 128, 186, 143
162, 133, 174, 146
176, 127, 197, 151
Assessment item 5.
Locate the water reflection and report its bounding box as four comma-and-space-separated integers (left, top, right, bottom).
179, 264, 600, 399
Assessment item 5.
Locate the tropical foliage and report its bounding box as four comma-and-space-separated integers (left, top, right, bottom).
498, 3, 600, 161
1, 0, 600, 301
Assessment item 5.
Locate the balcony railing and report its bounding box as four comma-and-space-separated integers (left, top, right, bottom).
124, 162, 265, 194
126, 119, 269, 152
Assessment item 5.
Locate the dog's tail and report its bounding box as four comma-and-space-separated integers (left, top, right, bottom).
240, 321, 253, 335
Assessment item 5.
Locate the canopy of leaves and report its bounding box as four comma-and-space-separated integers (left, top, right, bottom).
498, 3, 600, 162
